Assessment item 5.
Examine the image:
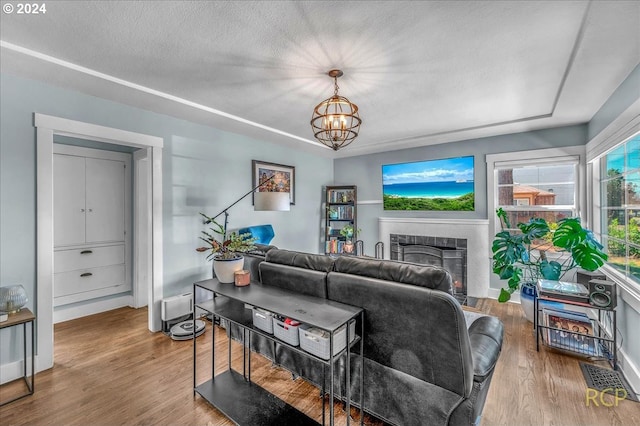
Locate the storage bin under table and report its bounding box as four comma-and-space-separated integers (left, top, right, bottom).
273, 317, 301, 346
252, 307, 274, 334
299, 320, 356, 360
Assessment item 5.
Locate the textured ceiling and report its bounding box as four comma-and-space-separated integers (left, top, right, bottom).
1, 1, 639, 157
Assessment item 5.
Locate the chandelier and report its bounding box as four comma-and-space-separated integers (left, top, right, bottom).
310, 69, 361, 151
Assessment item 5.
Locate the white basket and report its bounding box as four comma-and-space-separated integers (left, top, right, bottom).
299, 320, 356, 360
252, 308, 274, 334
272, 317, 301, 346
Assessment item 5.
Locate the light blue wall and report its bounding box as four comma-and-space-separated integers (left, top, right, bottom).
588, 63, 640, 391
0, 73, 333, 364
334, 125, 587, 256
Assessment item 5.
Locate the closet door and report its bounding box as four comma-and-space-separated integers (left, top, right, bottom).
54, 154, 86, 246
85, 158, 125, 243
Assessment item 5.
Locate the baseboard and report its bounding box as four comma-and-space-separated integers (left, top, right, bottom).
487, 287, 521, 304
53, 294, 133, 323
618, 346, 640, 396
0, 355, 48, 385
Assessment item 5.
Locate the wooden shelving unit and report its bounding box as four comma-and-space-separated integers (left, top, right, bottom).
324, 185, 357, 255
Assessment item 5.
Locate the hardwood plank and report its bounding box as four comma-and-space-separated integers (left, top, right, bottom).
1, 301, 638, 426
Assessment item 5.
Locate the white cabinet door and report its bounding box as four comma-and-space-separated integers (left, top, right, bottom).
85, 158, 125, 243
54, 154, 86, 246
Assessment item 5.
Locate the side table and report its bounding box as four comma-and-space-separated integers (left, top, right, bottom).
0, 308, 35, 406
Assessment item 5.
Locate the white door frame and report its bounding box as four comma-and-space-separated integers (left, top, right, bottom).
35, 113, 163, 371
133, 148, 152, 313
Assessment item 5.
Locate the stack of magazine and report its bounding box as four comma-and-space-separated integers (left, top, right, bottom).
542, 307, 603, 357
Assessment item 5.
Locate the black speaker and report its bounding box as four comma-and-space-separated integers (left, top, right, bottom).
588, 279, 616, 310
576, 269, 606, 287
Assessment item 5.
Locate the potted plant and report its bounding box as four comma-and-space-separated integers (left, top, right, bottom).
196, 213, 257, 283
328, 207, 339, 219
339, 224, 361, 242
491, 208, 607, 313
339, 224, 361, 254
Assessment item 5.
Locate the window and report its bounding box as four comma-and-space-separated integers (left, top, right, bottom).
600, 132, 640, 284
495, 159, 579, 230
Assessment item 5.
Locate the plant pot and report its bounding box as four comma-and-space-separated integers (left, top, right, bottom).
343, 240, 354, 254
213, 257, 245, 283
520, 282, 537, 322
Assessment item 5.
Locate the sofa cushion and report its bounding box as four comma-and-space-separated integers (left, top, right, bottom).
259, 262, 328, 298
265, 248, 335, 272
327, 272, 473, 398
333, 255, 453, 294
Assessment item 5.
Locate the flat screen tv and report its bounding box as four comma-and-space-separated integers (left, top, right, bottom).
382, 156, 474, 211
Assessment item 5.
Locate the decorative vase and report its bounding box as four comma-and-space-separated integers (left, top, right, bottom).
213, 257, 245, 283
520, 282, 536, 323
0, 284, 29, 314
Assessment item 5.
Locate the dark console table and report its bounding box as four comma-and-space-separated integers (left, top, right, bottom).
193, 279, 364, 426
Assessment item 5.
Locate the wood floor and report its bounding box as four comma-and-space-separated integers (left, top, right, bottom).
0, 299, 637, 426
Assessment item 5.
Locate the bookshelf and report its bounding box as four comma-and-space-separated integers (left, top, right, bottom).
324, 185, 357, 254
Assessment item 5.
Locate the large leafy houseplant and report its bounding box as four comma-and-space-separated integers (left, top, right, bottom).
492, 208, 608, 302
196, 213, 256, 260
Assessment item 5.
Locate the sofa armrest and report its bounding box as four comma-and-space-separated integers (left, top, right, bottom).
467, 315, 504, 382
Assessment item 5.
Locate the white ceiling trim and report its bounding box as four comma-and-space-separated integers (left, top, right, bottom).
0, 40, 327, 150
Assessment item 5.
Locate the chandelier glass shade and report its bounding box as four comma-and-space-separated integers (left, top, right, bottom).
310, 70, 361, 151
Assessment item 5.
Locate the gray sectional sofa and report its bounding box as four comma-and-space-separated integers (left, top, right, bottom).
234, 249, 504, 426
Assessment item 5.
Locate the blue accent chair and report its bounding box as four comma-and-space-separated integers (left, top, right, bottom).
238, 224, 275, 245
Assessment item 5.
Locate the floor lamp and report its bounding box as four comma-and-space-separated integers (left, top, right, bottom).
203, 175, 290, 239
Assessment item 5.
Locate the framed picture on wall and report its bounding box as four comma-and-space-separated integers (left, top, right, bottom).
252, 160, 295, 205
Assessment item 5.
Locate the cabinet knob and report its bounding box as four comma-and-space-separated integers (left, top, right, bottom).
88, 208, 93, 212
80, 250, 93, 255
80, 272, 93, 278
80, 208, 85, 212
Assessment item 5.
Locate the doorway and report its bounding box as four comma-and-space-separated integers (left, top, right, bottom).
35, 113, 164, 372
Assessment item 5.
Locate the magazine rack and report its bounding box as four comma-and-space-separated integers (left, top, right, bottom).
534, 281, 617, 369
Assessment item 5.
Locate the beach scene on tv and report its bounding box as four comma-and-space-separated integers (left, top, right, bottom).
382, 156, 475, 211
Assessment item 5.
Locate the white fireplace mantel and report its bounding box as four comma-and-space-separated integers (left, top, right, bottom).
379, 217, 490, 298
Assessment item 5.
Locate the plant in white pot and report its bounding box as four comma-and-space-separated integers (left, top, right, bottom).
196, 213, 256, 283
491, 208, 608, 320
